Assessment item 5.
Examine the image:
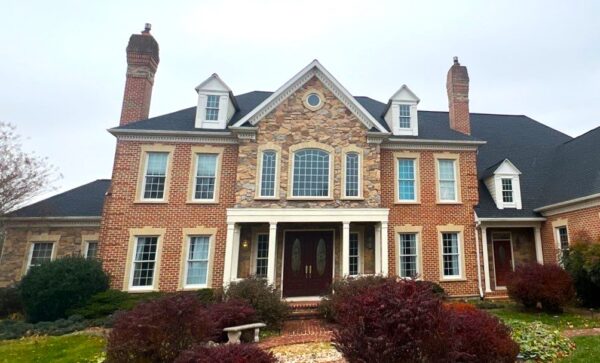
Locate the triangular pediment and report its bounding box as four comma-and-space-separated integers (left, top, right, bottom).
494, 159, 522, 175
195, 73, 232, 93
231, 60, 388, 132
390, 84, 420, 103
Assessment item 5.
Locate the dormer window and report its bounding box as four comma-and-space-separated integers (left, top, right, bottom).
398, 104, 411, 128
483, 159, 522, 210
384, 85, 420, 136
501, 178, 513, 203
205, 95, 220, 121
194, 74, 239, 129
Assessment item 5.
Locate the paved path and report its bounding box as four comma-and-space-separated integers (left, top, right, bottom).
258, 319, 334, 349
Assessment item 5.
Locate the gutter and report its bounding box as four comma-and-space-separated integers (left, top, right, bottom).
108, 128, 235, 138
0, 216, 101, 222
534, 193, 600, 212
475, 217, 546, 222
385, 138, 487, 146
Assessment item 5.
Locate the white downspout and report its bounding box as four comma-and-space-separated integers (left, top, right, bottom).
474, 213, 484, 299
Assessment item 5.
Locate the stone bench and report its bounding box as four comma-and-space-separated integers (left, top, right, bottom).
223, 322, 267, 344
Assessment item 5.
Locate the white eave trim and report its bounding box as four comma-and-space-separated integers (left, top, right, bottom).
227, 208, 389, 223
231, 60, 389, 133
0, 216, 102, 222
534, 193, 600, 212
109, 128, 233, 137
385, 138, 486, 145
475, 217, 546, 222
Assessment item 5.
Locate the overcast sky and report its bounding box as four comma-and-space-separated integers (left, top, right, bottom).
2, 0, 599, 202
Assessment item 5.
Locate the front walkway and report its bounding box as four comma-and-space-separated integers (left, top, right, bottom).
258, 319, 334, 349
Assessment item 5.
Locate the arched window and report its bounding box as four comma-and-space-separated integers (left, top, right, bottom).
292, 149, 330, 197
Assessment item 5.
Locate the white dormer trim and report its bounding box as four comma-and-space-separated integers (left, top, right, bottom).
231, 60, 389, 133
384, 85, 420, 136
195, 74, 236, 129
484, 159, 523, 210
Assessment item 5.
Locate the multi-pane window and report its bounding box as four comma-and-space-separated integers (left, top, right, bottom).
194, 154, 218, 200
28, 242, 53, 268
345, 153, 359, 197
205, 95, 220, 121
399, 234, 418, 278
438, 159, 457, 201
501, 178, 514, 203
349, 233, 359, 276
85, 241, 98, 259
557, 227, 569, 251
255, 234, 269, 278
186, 236, 210, 286
143, 152, 168, 200
260, 151, 277, 197
398, 159, 416, 201
292, 149, 330, 197
398, 104, 411, 128
132, 237, 158, 288
442, 233, 461, 278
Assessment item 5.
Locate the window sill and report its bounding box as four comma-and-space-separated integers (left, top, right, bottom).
254, 196, 280, 201
179, 285, 208, 291
127, 287, 159, 293
395, 201, 420, 205
134, 200, 168, 204
436, 201, 462, 205
186, 200, 219, 205
286, 197, 333, 201
341, 197, 365, 201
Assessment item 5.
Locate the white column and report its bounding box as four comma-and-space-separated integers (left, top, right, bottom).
534, 226, 544, 264
231, 224, 241, 280
374, 223, 381, 274
342, 222, 350, 277
481, 226, 492, 293
381, 222, 389, 276
223, 223, 236, 286
267, 222, 278, 285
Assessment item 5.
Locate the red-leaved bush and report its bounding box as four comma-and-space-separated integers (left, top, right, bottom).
209, 299, 257, 342
507, 263, 575, 312
332, 279, 519, 363
333, 278, 446, 363
437, 304, 520, 362
174, 344, 276, 363
106, 293, 215, 362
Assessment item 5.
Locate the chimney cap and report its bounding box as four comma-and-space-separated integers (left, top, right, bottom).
453, 56, 459, 65
142, 23, 152, 34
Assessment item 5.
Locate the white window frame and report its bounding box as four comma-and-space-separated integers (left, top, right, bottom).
253, 233, 269, 278
141, 152, 170, 202
348, 232, 361, 276
289, 147, 333, 200
440, 232, 463, 280
183, 235, 212, 289
27, 242, 55, 270
83, 240, 99, 259
259, 150, 278, 198
342, 150, 362, 199
129, 236, 160, 291
205, 94, 220, 122
437, 158, 459, 203
501, 178, 515, 206
398, 104, 412, 129
555, 225, 570, 265
397, 158, 417, 202
398, 233, 420, 278
192, 153, 220, 202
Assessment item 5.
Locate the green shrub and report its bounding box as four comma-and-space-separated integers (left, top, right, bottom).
0, 285, 23, 318
0, 314, 91, 340
225, 277, 289, 329
68, 289, 164, 319
20, 256, 109, 322
507, 320, 575, 361
562, 239, 600, 307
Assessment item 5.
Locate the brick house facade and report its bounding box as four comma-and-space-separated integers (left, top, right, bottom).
2, 26, 600, 300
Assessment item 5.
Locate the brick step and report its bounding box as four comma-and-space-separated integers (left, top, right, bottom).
289, 308, 322, 320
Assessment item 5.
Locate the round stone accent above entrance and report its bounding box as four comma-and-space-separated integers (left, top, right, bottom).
303, 90, 324, 111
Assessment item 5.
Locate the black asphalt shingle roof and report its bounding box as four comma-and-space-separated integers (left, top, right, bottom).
5, 179, 110, 218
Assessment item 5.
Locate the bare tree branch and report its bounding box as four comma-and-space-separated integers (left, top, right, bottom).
0, 122, 61, 216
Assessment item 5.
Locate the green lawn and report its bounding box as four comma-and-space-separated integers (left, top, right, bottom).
0, 334, 105, 363
484, 303, 600, 330
560, 336, 600, 362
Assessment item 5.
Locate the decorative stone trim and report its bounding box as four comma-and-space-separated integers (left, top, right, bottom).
187, 145, 224, 204
436, 224, 466, 281
382, 142, 479, 151
255, 143, 282, 200
302, 89, 325, 111
114, 134, 237, 145
341, 145, 364, 200
22, 232, 61, 275
393, 151, 421, 204
135, 144, 176, 203
123, 227, 166, 292
433, 152, 462, 204
287, 141, 335, 200
394, 225, 424, 278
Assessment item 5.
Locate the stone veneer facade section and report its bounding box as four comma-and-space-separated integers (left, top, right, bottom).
0, 225, 99, 287
236, 77, 381, 208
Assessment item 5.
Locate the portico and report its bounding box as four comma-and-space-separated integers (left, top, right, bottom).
223, 208, 389, 297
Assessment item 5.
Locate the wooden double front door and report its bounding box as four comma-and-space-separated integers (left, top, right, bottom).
282, 230, 334, 297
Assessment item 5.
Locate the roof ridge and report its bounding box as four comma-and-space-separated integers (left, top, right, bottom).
562, 124, 600, 145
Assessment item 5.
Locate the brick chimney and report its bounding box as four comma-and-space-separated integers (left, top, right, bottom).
446, 56, 470, 135
119, 23, 160, 126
